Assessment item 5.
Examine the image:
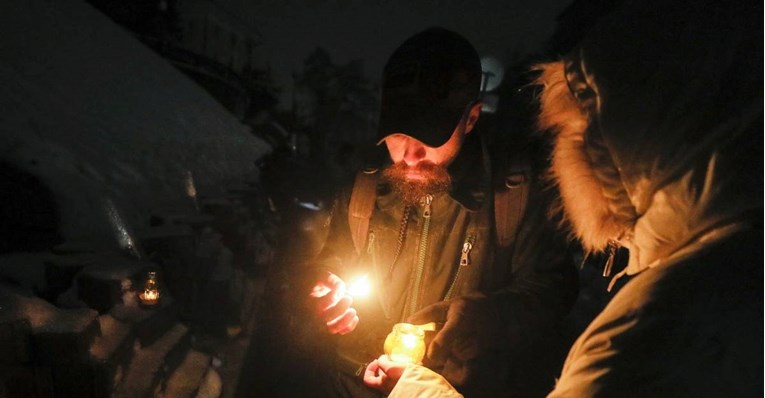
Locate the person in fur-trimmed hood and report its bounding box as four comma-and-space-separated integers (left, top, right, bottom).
537, 0, 762, 395
368, 0, 763, 396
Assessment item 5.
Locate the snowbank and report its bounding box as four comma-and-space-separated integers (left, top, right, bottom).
0, 0, 269, 249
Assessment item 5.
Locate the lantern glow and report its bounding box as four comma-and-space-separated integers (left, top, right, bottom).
138, 272, 161, 306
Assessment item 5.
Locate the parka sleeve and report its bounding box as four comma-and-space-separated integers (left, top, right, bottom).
388, 365, 465, 398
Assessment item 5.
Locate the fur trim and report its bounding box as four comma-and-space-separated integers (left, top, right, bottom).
533, 61, 628, 252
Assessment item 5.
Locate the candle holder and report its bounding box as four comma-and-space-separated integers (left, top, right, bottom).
138, 271, 161, 307
383, 323, 426, 364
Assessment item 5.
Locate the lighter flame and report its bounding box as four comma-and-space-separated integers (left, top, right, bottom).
346, 274, 371, 298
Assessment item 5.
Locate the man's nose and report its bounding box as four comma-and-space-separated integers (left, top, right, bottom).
403, 140, 426, 166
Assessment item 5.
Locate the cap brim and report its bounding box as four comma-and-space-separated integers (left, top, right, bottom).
377, 96, 464, 147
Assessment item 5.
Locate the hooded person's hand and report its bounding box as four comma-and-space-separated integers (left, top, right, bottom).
363, 354, 408, 395
407, 293, 494, 386
308, 271, 359, 334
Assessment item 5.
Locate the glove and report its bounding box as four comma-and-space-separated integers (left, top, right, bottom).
408, 293, 494, 386
308, 271, 359, 335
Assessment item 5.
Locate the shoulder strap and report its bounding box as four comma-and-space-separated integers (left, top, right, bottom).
348, 169, 378, 255
494, 154, 531, 248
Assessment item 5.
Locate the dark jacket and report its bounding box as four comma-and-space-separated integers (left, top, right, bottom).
313, 133, 577, 397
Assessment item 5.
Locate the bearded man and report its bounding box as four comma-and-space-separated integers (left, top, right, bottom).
304, 27, 577, 397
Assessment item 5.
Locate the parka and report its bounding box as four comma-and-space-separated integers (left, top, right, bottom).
543, 0, 763, 395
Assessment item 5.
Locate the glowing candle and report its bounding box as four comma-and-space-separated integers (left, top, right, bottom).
383, 323, 426, 364
138, 271, 161, 306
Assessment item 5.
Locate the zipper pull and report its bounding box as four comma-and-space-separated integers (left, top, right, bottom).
366, 231, 375, 255
421, 194, 433, 218
460, 241, 473, 266
602, 239, 619, 277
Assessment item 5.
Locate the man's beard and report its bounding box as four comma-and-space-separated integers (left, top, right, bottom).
381, 162, 452, 206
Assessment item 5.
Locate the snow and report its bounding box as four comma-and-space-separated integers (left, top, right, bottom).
0, 0, 270, 250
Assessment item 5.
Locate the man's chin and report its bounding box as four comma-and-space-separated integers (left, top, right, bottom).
404, 173, 427, 181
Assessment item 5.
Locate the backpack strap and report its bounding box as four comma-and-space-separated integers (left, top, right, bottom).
494, 154, 531, 248
348, 169, 379, 255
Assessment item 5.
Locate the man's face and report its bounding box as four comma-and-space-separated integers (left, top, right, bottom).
380, 102, 481, 205
381, 120, 468, 205
384, 126, 465, 176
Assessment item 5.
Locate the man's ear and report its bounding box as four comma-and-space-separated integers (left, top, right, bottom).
464, 101, 483, 134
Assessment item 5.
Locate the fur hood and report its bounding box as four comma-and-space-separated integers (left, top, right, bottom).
535, 0, 762, 276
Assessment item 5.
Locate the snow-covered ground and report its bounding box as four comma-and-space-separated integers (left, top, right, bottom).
0, 0, 269, 250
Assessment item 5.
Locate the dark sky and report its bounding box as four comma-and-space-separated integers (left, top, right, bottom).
224, 0, 573, 108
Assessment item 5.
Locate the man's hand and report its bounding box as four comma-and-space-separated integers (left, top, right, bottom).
363, 355, 408, 395
309, 271, 359, 334
408, 294, 493, 386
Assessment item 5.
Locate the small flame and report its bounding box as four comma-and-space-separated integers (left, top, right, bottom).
401, 333, 418, 349
139, 288, 160, 305
347, 274, 371, 298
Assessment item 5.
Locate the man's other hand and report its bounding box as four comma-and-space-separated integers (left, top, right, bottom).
309, 271, 359, 334
408, 294, 492, 385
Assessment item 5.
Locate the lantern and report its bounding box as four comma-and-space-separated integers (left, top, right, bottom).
138, 271, 160, 306
383, 323, 426, 364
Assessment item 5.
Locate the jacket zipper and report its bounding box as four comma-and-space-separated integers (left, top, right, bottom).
367, 230, 375, 255
409, 194, 432, 317
368, 229, 395, 320
444, 233, 474, 300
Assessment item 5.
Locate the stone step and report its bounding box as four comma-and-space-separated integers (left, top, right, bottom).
110, 297, 178, 347
0, 252, 50, 298
196, 367, 222, 398
0, 318, 33, 365
77, 256, 155, 313
0, 287, 100, 366
87, 314, 136, 396
90, 314, 135, 363
43, 252, 114, 303
158, 349, 211, 398
47, 311, 179, 397
0, 364, 54, 397
0, 287, 102, 396
114, 323, 190, 398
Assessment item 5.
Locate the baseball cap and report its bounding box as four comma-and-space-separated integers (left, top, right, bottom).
377, 27, 482, 148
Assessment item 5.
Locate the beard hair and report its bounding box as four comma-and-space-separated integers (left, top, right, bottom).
381, 161, 452, 206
